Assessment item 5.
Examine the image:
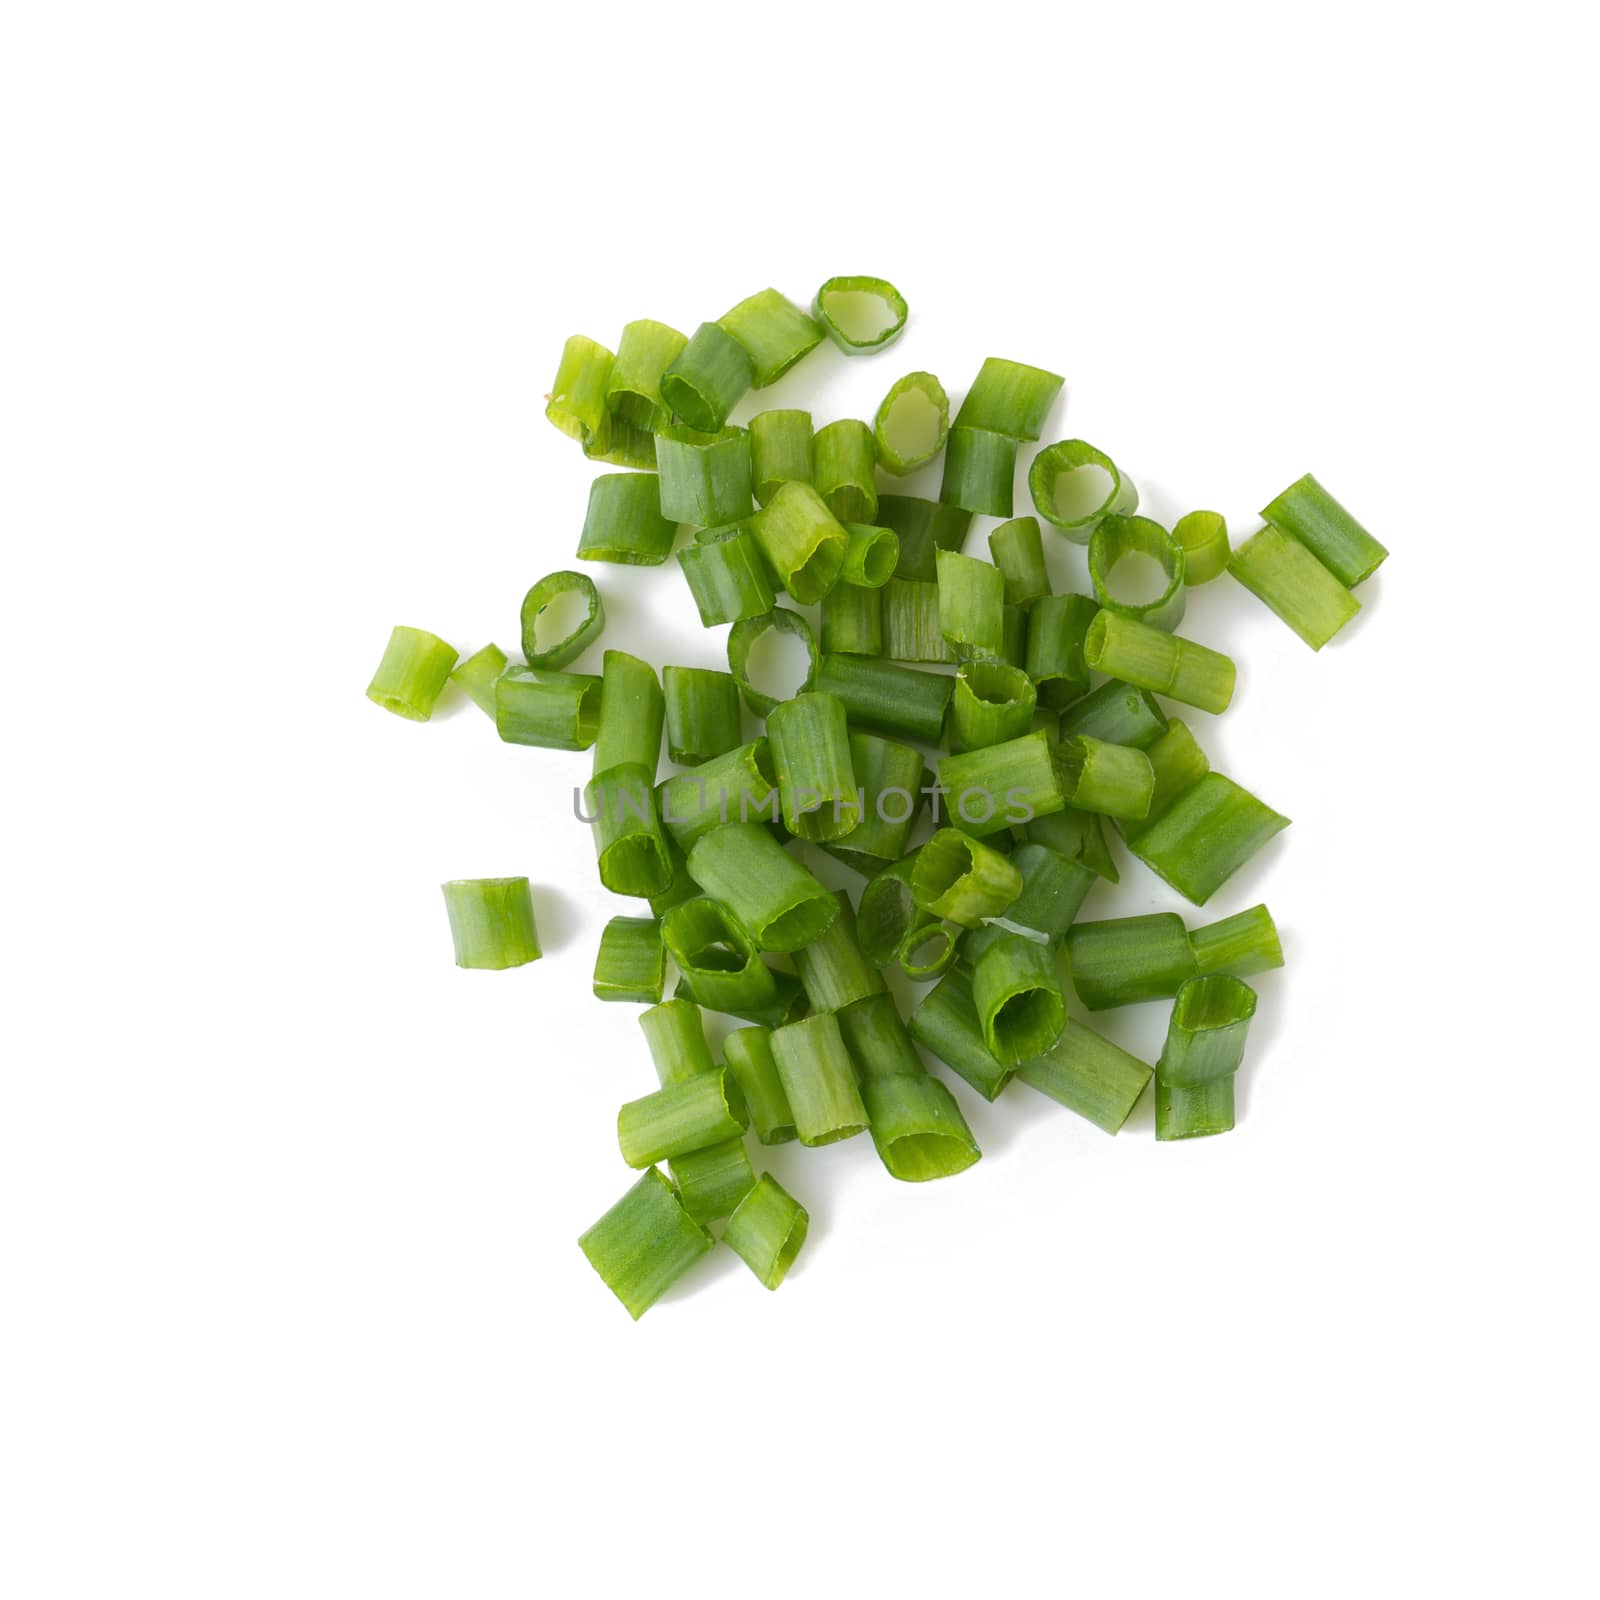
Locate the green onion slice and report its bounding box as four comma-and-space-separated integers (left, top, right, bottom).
815, 652, 953, 744
520, 570, 604, 670
749, 409, 814, 506
366, 625, 458, 722
881, 578, 957, 663
638, 996, 717, 1086
678, 526, 775, 627
766, 690, 862, 843
813, 275, 908, 355
662, 665, 742, 768
654, 425, 754, 529
1028, 439, 1137, 541
768, 1013, 870, 1146
1261, 472, 1387, 589
578, 1167, 712, 1320
750, 481, 848, 604
1016, 1020, 1152, 1135
873, 370, 950, 475
1173, 510, 1230, 585
793, 891, 886, 1013
723, 1027, 798, 1145
726, 606, 819, 717
667, 1138, 757, 1227
449, 643, 507, 718
950, 659, 1037, 753
606, 319, 687, 430
1055, 735, 1155, 822
584, 763, 674, 899
972, 931, 1067, 1066
1228, 522, 1361, 651
936, 547, 1006, 654
907, 962, 1013, 1101
912, 828, 1024, 928
1158, 974, 1257, 1088
939, 426, 1017, 517
659, 321, 754, 434
495, 666, 602, 751
1127, 773, 1290, 906
1056, 678, 1168, 749
840, 523, 899, 588
576, 472, 678, 566
1188, 903, 1283, 978
936, 731, 1066, 838
813, 419, 878, 524
953, 356, 1065, 441
1083, 609, 1236, 715
661, 897, 782, 1020
877, 494, 972, 581
441, 877, 542, 970
592, 916, 665, 1005
717, 288, 824, 387
723, 1173, 808, 1289
1024, 592, 1100, 709
820, 581, 882, 656
658, 739, 779, 849
1155, 1075, 1235, 1141
988, 516, 1051, 607
592, 649, 663, 778
617, 1066, 749, 1168
685, 823, 839, 954
546, 333, 614, 451
1088, 514, 1187, 632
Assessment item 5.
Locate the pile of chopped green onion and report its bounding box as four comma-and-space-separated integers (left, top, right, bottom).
366, 278, 1387, 1319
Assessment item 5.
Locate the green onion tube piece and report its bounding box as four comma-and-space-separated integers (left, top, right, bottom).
961, 602, 1027, 670
582, 414, 657, 470
661, 897, 783, 1019
1128, 773, 1290, 905
449, 643, 507, 717
972, 932, 1067, 1066
793, 891, 886, 1013
937, 547, 1005, 654
546, 334, 613, 450
663, 666, 741, 767
978, 840, 1096, 947
1025, 807, 1120, 885
521, 570, 604, 670
878, 494, 972, 581
1119, 721, 1210, 838
769, 1013, 870, 1146
1174, 510, 1230, 585
441, 877, 541, 969
813, 275, 908, 354
1029, 439, 1137, 540
654, 426, 753, 528
723, 1173, 808, 1289
814, 652, 954, 744
723, 1027, 797, 1145
679, 527, 775, 627
898, 921, 961, 981
908, 962, 1013, 1101
576, 472, 677, 566
606, 319, 687, 429
832, 732, 925, 864
840, 523, 899, 588
578, 1167, 712, 1320
674, 970, 806, 1031
727, 607, 819, 717
649, 830, 699, 919
750, 482, 847, 605
1024, 593, 1100, 709
1016, 1021, 1153, 1135
813, 419, 878, 525
1159, 975, 1257, 1087
617, 1066, 748, 1168
1189, 903, 1283, 978
1065, 912, 1198, 1011
989, 516, 1051, 607
874, 371, 950, 475
749, 409, 814, 506
660, 321, 753, 434
858, 854, 936, 965
593, 916, 665, 1004
821, 582, 882, 656
1084, 610, 1237, 716
1055, 735, 1155, 822
686, 823, 839, 953
667, 1138, 756, 1227
939, 427, 1017, 517
717, 288, 823, 387
366, 626, 458, 721
592, 650, 663, 778
881, 579, 957, 663
953, 356, 1065, 441
1155, 1075, 1235, 1140
951, 660, 1036, 752
1089, 515, 1187, 631
1057, 679, 1169, 750
1228, 522, 1361, 651
584, 764, 674, 898
496, 667, 602, 751
638, 997, 717, 1087
1262, 472, 1388, 588
658, 738, 778, 849
936, 731, 1066, 837
913, 828, 1023, 927
766, 691, 862, 842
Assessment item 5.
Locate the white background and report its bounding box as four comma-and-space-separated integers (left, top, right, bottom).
3, 4, 1597, 1596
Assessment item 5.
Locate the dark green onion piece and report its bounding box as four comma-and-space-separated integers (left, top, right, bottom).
1029, 439, 1137, 541
593, 915, 665, 1004
813, 275, 908, 355
578, 1167, 711, 1320
858, 853, 934, 965
585, 764, 673, 898
521, 570, 604, 670
648, 830, 700, 919
874, 371, 950, 474
617, 1066, 748, 1168
668, 1138, 756, 1227
1261, 472, 1388, 588
663, 665, 742, 767
1025, 806, 1120, 885
1173, 510, 1230, 585
606, 319, 687, 429
1159, 975, 1257, 1087
749, 409, 814, 505
639, 997, 716, 1086
496, 666, 602, 751
1155, 1076, 1235, 1140
831, 732, 925, 863
814, 652, 954, 743
1128, 773, 1290, 906
793, 891, 885, 1013
1120, 721, 1210, 837
877, 494, 972, 581
898, 920, 962, 981
1228, 522, 1361, 651
821, 582, 882, 656
950, 659, 1036, 752
661, 897, 783, 1019
953, 356, 1065, 441
1057, 679, 1168, 749
582, 414, 659, 469
813, 419, 878, 524
577, 472, 677, 566
939, 426, 1016, 517
979, 840, 1095, 947
1084, 610, 1236, 715
750, 482, 847, 604
1055, 735, 1155, 822
593, 650, 663, 777
841, 523, 898, 588
769, 1012, 870, 1146
958, 603, 1027, 670
912, 828, 1023, 927
366, 626, 458, 721
723, 1173, 808, 1289
686, 823, 839, 954
441, 877, 541, 969
1065, 912, 1198, 1011
766, 691, 862, 842
723, 1027, 797, 1145
654, 425, 753, 528
936, 731, 1066, 837
727, 607, 819, 716
1024, 592, 1100, 709
1016, 1021, 1152, 1135
881, 579, 957, 663
546, 334, 613, 451
678, 526, 774, 627
1188, 903, 1283, 978
907, 962, 1013, 1101
449, 643, 507, 717
936, 547, 1005, 654
717, 288, 823, 387
659, 321, 753, 434
673, 970, 806, 1031
658, 738, 778, 848
972, 931, 1067, 1066
988, 516, 1051, 606
1089, 514, 1187, 631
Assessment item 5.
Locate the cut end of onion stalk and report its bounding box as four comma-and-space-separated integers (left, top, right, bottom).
813, 275, 908, 354
874, 370, 950, 475
1028, 439, 1137, 540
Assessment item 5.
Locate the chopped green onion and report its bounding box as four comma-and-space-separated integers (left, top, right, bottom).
1089, 514, 1187, 631
576, 472, 678, 566
674, 970, 807, 1030
1154, 1075, 1235, 1141
877, 494, 972, 581
593, 650, 664, 777
972, 931, 1067, 1066
1028, 438, 1137, 540
912, 827, 1023, 927
793, 890, 886, 1012
840, 522, 899, 588
717, 288, 823, 387
723, 1173, 808, 1289
749, 409, 814, 505
1188, 903, 1283, 978
1261, 472, 1388, 588
936, 547, 1005, 654
1173, 510, 1230, 585
1227, 522, 1361, 651
578, 1167, 712, 1320
606, 319, 687, 429
1015, 1020, 1152, 1135
750, 482, 847, 604
447, 642, 507, 718
366, 625, 458, 721
907, 962, 1013, 1101
881, 578, 957, 663
1056, 678, 1168, 749
662, 665, 742, 767
936, 730, 1066, 837
959, 602, 1028, 670
639, 997, 716, 1086
950, 659, 1037, 752
496, 666, 602, 751
897, 920, 961, 981
723, 1027, 798, 1145
648, 830, 700, 919
678, 526, 775, 627
1025, 806, 1120, 884
939, 426, 1017, 517
813, 419, 878, 524
593, 915, 665, 1004
658, 738, 778, 849
1083, 610, 1236, 715
820, 581, 882, 655
1119, 720, 1209, 836
978, 840, 1096, 946
1055, 735, 1155, 822
584, 763, 674, 898
685, 822, 839, 953
617, 1065, 748, 1168
661, 897, 785, 1019
654, 425, 753, 528
1024, 592, 1100, 708
988, 516, 1051, 606
582, 414, 658, 469
668, 1138, 756, 1226
858, 853, 936, 964
766, 691, 862, 842
814, 652, 954, 743
953, 356, 1065, 441
1065, 912, 1198, 1011
813, 275, 908, 355
441, 877, 542, 969
1158, 975, 1257, 1087
545, 334, 614, 451
659, 321, 754, 433
1128, 773, 1290, 905
520, 570, 605, 670
768, 1013, 870, 1146
726, 607, 818, 716
830, 733, 925, 864
873, 371, 950, 474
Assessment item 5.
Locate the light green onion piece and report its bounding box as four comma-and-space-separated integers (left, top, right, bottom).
648, 831, 700, 919
1024, 592, 1100, 708
1155, 1075, 1235, 1141
1089, 514, 1187, 631
441, 877, 542, 970
1118, 720, 1210, 838
907, 962, 1013, 1101
658, 738, 779, 848
988, 516, 1051, 606
1261, 472, 1388, 588
659, 321, 754, 433
820, 581, 882, 656
831, 731, 926, 865
606, 319, 687, 429
957, 602, 1027, 670
663, 665, 742, 767
950, 659, 1036, 752
448, 642, 507, 718
593, 650, 663, 777
593, 916, 665, 1004
576, 472, 677, 566
939, 426, 1017, 517
723, 1027, 798, 1145
813, 275, 908, 355
749, 409, 814, 505
1065, 911, 1198, 1011
686, 822, 839, 954
1188, 903, 1283, 978
674, 970, 807, 1031
366, 625, 458, 721
813, 419, 878, 524
768, 1013, 870, 1146
898, 920, 962, 981
678, 525, 775, 627
1025, 806, 1120, 885
639, 997, 717, 1086
582, 414, 658, 470
1128, 773, 1290, 906
936, 730, 1066, 837
1173, 510, 1230, 584
936, 547, 1006, 654
750, 481, 847, 604
881, 578, 957, 663
858, 853, 936, 965
654, 425, 753, 528
584, 764, 674, 898
953, 356, 1065, 441
578, 1167, 712, 1320
1016, 1020, 1152, 1135
1055, 735, 1155, 822
495, 666, 602, 751
877, 494, 972, 581
1228, 522, 1362, 651
521, 570, 604, 670
668, 1138, 756, 1226
814, 652, 954, 743
912, 828, 1023, 927
1159, 975, 1257, 1087
793, 891, 886, 1013
841, 523, 899, 588
1057, 679, 1168, 749
661, 897, 784, 1020
972, 931, 1067, 1066
766, 691, 862, 842
617, 1065, 748, 1168
874, 371, 950, 474
546, 334, 614, 451
1084, 609, 1236, 715
718, 288, 824, 387
723, 1173, 808, 1289
1029, 438, 1137, 541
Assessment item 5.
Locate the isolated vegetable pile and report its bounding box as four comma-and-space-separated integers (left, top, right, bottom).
365, 278, 1387, 1319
